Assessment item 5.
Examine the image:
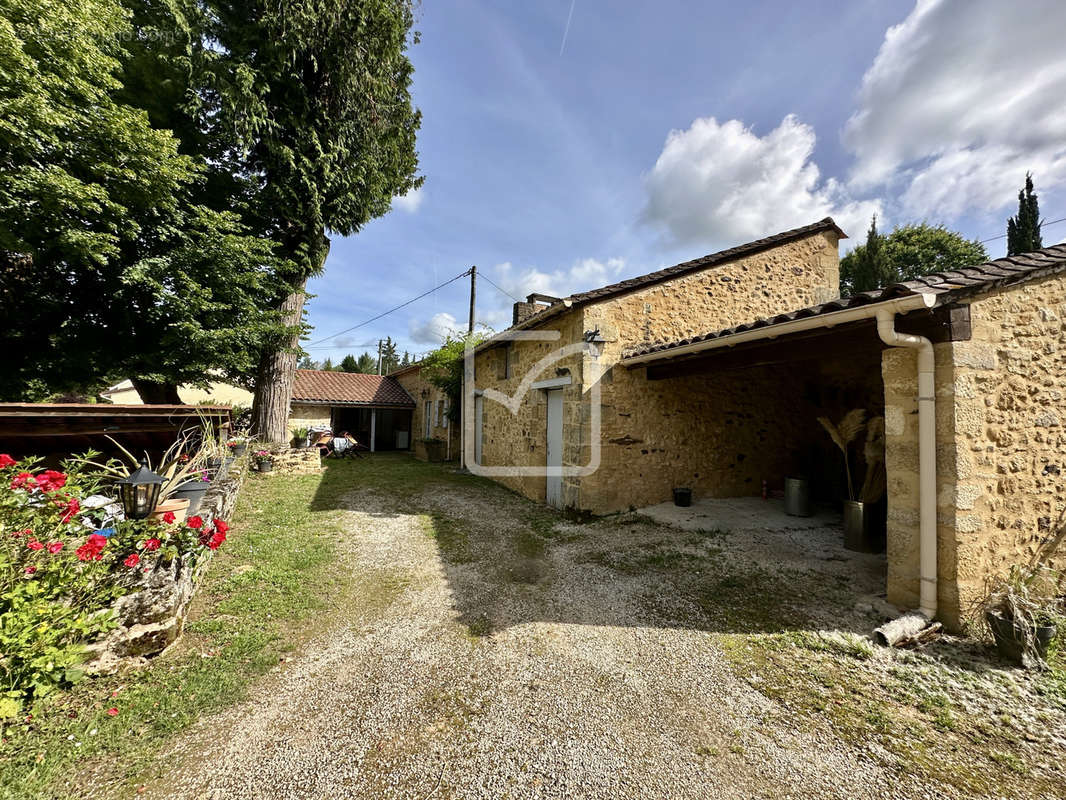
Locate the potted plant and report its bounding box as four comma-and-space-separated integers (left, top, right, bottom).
422, 437, 445, 463
981, 563, 1063, 668
171, 468, 211, 516
290, 427, 309, 449
819, 410, 887, 552
254, 450, 273, 473
226, 437, 248, 458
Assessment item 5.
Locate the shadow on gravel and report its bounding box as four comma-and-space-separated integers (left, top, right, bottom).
306, 455, 898, 644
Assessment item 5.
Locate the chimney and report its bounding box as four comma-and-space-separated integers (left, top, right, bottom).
512, 293, 561, 326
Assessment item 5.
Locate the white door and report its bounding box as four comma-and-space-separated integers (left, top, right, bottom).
474, 394, 484, 466
545, 389, 563, 508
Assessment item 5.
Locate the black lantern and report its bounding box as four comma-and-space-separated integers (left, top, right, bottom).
117, 461, 164, 520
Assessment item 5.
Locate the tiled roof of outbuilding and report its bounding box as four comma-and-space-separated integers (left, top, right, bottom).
624, 243, 1066, 360
291, 370, 414, 407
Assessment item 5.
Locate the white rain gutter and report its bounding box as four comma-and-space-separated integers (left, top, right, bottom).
876, 309, 937, 619
621, 293, 936, 367
621, 289, 940, 624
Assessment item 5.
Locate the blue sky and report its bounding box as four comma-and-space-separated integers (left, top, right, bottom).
304, 0, 1066, 363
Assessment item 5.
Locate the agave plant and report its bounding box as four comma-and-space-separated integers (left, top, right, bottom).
818, 409, 866, 501
73, 433, 210, 503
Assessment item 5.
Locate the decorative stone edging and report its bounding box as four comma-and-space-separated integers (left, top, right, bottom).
84, 459, 248, 674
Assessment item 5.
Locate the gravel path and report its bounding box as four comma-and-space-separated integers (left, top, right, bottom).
149, 482, 971, 799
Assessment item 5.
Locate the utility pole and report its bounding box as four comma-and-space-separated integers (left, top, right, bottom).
468, 265, 477, 334
377, 339, 382, 375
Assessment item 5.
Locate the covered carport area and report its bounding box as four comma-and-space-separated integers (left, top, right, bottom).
618, 295, 969, 561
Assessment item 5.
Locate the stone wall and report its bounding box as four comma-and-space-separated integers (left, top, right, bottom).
884, 272, 1066, 631
288, 403, 332, 437
86, 459, 248, 673
255, 445, 323, 475
470, 229, 843, 510
881, 342, 959, 624
473, 307, 587, 502
393, 368, 459, 460
581, 349, 883, 513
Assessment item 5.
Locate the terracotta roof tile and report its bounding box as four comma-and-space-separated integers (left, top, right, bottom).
291, 370, 414, 407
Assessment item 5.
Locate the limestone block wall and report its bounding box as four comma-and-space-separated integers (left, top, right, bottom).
576, 230, 844, 512
884, 272, 1066, 631
469, 230, 842, 510
881, 343, 960, 625
949, 275, 1066, 625
578, 348, 884, 513
393, 368, 459, 460
288, 403, 331, 435
473, 309, 587, 503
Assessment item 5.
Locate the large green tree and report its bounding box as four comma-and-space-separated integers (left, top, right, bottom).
0, 0, 284, 402
187, 0, 423, 441
840, 221, 988, 296
1007, 172, 1042, 256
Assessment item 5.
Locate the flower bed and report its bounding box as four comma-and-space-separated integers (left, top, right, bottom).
0, 453, 240, 715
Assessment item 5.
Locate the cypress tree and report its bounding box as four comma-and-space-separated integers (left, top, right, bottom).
1007, 173, 1042, 256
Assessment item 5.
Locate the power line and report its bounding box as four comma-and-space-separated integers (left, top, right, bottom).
479, 272, 523, 303
979, 215, 1066, 244
305, 268, 472, 347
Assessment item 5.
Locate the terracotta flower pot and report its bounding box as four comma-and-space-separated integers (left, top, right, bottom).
150, 496, 190, 523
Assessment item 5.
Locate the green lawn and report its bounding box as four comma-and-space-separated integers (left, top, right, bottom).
0, 459, 393, 800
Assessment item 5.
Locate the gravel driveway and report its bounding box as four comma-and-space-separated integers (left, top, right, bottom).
148, 465, 1061, 800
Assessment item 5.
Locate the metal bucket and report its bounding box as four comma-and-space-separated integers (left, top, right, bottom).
843, 500, 886, 552
784, 477, 811, 517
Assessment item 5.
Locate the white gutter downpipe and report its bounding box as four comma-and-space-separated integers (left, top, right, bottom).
876, 309, 937, 620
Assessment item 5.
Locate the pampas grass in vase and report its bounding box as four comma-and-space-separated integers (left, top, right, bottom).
818, 409, 866, 501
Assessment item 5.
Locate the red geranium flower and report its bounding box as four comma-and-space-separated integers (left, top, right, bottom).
0, 454, 15, 469
123, 553, 140, 568
26, 540, 44, 551
207, 531, 225, 550
143, 538, 161, 551
24, 566, 36, 575
59, 497, 80, 523
47, 541, 63, 554
11, 528, 29, 538
162, 511, 176, 524
213, 519, 229, 535
186, 515, 204, 530
35, 470, 67, 493
10, 472, 35, 490
76, 533, 108, 562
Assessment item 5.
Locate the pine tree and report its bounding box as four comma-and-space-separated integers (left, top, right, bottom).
321, 358, 334, 371
1007, 173, 1042, 256
401, 351, 411, 367
339, 354, 359, 373
380, 336, 400, 374
842, 216, 892, 294
355, 352, 377, 373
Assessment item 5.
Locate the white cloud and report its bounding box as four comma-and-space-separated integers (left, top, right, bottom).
393, 186, 424, 213
409, 311, 458, 345
643, 115, 880, 247
844, 0, 1066, 217
494, 257, 626, 300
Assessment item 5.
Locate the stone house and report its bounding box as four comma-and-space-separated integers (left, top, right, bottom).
287, 369, 414, 451
466, 217, 1066, 631
391, 363, 461, 461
